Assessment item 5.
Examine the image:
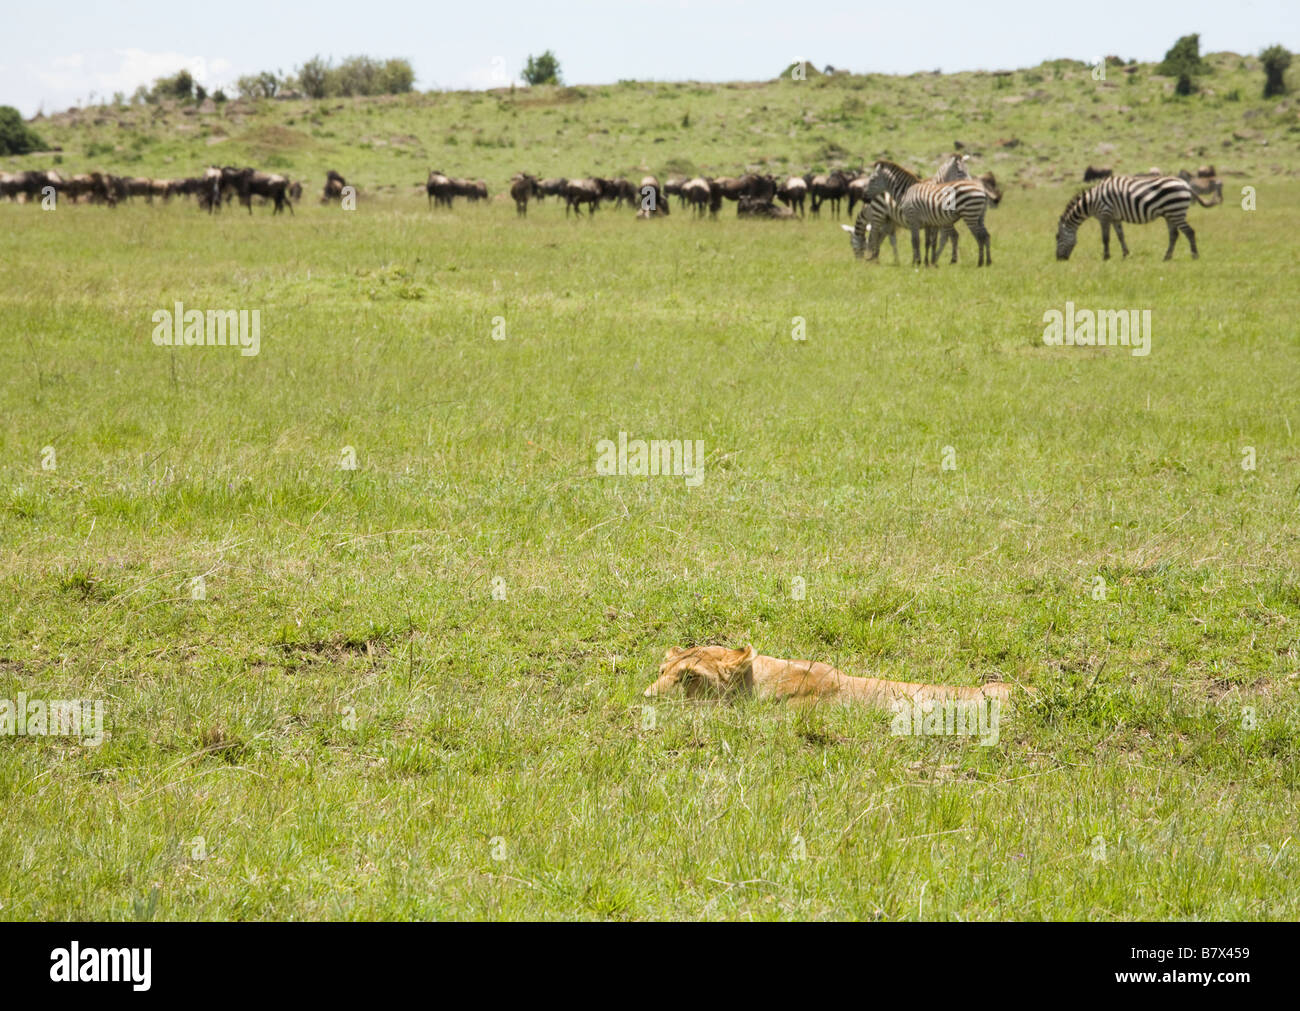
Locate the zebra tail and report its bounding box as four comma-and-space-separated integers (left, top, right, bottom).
1192, 184, 1223, 208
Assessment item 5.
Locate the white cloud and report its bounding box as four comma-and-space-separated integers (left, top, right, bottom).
24, 49, 239, 110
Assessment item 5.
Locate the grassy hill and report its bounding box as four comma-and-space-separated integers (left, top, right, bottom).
10, 52, 1300, 195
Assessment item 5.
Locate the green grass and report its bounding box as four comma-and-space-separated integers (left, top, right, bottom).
0, 69, 1298, 920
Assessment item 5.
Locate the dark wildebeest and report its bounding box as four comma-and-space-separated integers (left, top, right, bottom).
196, 168, 223, 212
225, 167, 293, 214
564, 178, 603, 216
681, 177, 715, 217
637, 175, 669, 216
713, 176, 747, 204
737, 195, 795, 219
536, 177, 567, 203
323, 170, 347, 202
979, 172, 1002, 207
810, 170, 850, 218
510, 173, 541, 216
663, 176, 686, 209
846, 176, 870, 216
450, 177, 478, 202
601, 177, 634, 207
426, 170, 454, 208
6, 170, 57, 202
1083, 165, 1112, 182
777, 176, 808, 216
289, 180, 303, 201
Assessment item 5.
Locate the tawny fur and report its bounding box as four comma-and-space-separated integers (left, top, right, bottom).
644, 645, 1019, 708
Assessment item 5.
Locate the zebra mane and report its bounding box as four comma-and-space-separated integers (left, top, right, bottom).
1061, 189, 1089, 222
873, 160, 921, 183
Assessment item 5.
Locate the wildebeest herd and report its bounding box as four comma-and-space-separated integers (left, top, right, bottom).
0, 165, 313, 213
1, 154, 1224, 263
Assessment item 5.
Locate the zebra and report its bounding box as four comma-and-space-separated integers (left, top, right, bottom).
1056, 175, 1222, 261
933, 153, 970, 182
863, 160, 993, 266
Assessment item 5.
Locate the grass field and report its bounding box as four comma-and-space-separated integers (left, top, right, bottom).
2, 62, 1299, 920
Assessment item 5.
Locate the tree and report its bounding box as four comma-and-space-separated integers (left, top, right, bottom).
522, 51, 561, 86
1158, 33, 1209, 93
149, 69, 196, 103
297, 56, 330, 99
0, 105, 45, 155
236, 71, 282, 100
379, 58, 415, 95
1261, 45, 1291, 97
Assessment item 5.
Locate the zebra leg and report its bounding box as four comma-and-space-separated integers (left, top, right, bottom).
1164, 220, 1178, 260
910, 227, 923, 266
1100, 219, 1111, 260
946, 227, 959, 264
1113, 222, 1130, 257
1181, 223, 1198, 258
933, 227, 949, 266
970, 223, 991, 266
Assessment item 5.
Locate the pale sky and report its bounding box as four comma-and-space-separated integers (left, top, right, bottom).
2, 0, 1295, 117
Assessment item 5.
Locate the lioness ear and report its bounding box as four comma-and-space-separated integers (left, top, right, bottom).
736, 645, 758, 670
663, 646, 684, 663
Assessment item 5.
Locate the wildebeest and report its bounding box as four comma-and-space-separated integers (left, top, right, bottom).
714, 175, 773, 204
1178, 167, 1222, 201
323, 170, 348, 202
637, 175, 669, 215
509, 173, 540, 216
663, 176, 686, 208
809, 170, 851, 218
223, 166, 293, 214
737, 196, 795, 219
681, 176, 717, 217
4, 170, 63, 203
846, 176, 869, 216
564, 177, 603, 216
198, 167, 223, 212
1083, 165, 1113, 182
978, 172, 1002, 207
536, 177, 567, 202
777, 176, 808, 216
426, 170, 454, 208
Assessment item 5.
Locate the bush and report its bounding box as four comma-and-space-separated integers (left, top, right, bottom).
1158, 34, 1209, 93
291, 56, 415, 99
0, 106, 45, 155
1261, 45, 1291, 97
236, 72, 282, 100
149, 69, 195, 103
523, 51, 562, 86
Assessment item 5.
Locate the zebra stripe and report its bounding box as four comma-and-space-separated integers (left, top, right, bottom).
1056, 175, 1220, 261
863, 161, 992, 266
932, 154, 970, 182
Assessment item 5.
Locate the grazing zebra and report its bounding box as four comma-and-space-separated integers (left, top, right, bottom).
1056, 175, 1222, 261
863, 160, 992, 266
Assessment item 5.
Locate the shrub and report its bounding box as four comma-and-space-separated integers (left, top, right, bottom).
1261, 45, 1291, 97
0, 106, 45, 155
523, 51, 562, 87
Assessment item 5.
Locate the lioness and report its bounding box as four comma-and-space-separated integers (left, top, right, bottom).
644, 645, 1018, 709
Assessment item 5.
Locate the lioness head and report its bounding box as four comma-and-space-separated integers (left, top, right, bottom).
643, 645, 758, 698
